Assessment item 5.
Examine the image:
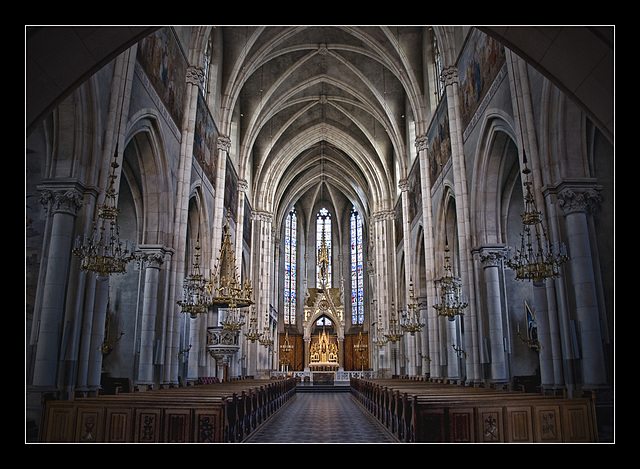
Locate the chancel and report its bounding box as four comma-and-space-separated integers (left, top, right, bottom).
26, 26, 614, 443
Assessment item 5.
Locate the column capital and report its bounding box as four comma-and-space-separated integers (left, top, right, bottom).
217, 135, 231, 152
186, 66, 204, 87
474, 245, 507, 269
253, 210, 273, 223
441, 66, 459, 87
398, 178, 410, 192
415, 134, 428, 152
372, 210, 394, 222
136, 244, 171, 268
558, 186, 602, 216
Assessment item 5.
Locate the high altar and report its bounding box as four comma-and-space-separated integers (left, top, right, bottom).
303, 287, 345, 382
309, 327, 339, 371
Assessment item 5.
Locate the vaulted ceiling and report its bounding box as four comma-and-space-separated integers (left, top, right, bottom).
218, 26, 425, 223
27, 25, 614, 228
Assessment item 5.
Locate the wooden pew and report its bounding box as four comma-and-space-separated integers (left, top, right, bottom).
40, 378, 296, 443
350, 378, 598, 443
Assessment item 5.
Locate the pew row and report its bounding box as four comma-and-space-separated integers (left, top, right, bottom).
40, 378, 296, 443
350, 378, 598, 443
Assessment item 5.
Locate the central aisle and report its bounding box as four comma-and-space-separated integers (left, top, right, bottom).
244, 391, 398, 443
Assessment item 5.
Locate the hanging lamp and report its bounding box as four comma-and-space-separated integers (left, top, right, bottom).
505, 153, 569, 284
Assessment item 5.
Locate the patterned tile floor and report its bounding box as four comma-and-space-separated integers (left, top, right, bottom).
244, 392, 398, 444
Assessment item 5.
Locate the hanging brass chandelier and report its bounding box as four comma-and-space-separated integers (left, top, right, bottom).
373, 307, 388, 347
210, 215, 253, 309
505, 154, 568, 284
177, 235, 212, 318
433, 241, 468, 320
258, 313, 274, 347
73, 144, 136, 276
244, 306, 262, 341
401, 280, 424, 335
384, 302, 404, 343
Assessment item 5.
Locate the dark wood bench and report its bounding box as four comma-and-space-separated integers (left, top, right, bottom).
351, 378, 597, 443
40, 378, 296, 443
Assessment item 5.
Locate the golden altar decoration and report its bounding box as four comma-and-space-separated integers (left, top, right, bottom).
309, 327, 338, 367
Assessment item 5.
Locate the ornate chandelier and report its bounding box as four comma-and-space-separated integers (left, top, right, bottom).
258, 313, 274, 347
505, 154, 568, 284
373, 307, 388, 347
384, 302, 404, 343
177, 235, 212, 318
433, 241, 468, 320
210, 215, 253, 309
401, 280, 424, 335
73, 144, 135, 276
244, 307, 262, 341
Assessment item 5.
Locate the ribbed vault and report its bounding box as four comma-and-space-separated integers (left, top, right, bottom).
218, 26, 426, 226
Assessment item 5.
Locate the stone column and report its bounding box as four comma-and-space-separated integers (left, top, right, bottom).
558, 185, 607, 389
86, 275, 109, 391
441, 65, 480, 384
479, 248, 507, 384
416, 134, 439, 379
32, 188, 83, 390
253, 210, 273, 377
212, 136, 231, 261
167, 65, 202, 385
136, 247, 166, 389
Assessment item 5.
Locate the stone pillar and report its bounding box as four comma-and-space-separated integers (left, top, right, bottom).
136, 247, 166, 388
479, 248, 507, 384
558, 185, 607, 389
212, 136, 231, 260
32, 188, 83, 390
86, 276, 109, 391
415, 135, 439, 379
532, 284, 556, 390
253, 210, 273, 376
441, 65, 480, 384
167, 65, 202, 385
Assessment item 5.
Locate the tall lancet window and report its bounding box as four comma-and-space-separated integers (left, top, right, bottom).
351, 207, 364, 324
316, 207, 332, 287
284, 207, 297, 324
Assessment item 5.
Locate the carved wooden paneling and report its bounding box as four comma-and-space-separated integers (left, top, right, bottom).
416, 408, 445, 442
75, 407, 104, 442
105, 408, 132, 442
449, 408, 474, 442
562, 403, 593, 442
195, 409, 224, 442
533, 405, 562, 442
134, 408, 161, 442
477, 407, 503, 442
164, 408, 192, 442
506, 406, 533, 442
43, 405, 75, 442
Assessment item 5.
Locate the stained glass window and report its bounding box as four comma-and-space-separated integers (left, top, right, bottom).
316, 207, 331, 287
351, 207, 364, 324
284, 208, 297, 324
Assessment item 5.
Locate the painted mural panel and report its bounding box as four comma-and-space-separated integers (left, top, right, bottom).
427, 95, 451, 188
457, 29, 506, 131
137, 28, 186, 127
194, 93, 218, 187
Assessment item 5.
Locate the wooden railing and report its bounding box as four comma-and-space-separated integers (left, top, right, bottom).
350, 377, 598, 443
40, 378, 296, 443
